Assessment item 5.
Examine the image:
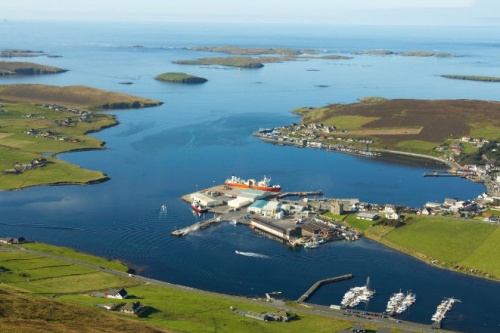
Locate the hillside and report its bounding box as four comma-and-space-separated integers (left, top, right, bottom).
294, 98, 500, 155
0, 84, 162, 110
0, 61, 66, 75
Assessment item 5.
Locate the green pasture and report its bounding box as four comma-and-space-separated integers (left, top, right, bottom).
0, 243, 402, 333
322, 115, 379, 130
343, 214, 373, 231
469, 125, 500, 141
0, 103, 115, 189
21, 242, 130, 272
62, 284, 356, 333
458, 227, 500, 277
382, 217, 496, 263
396, 140, 439, 155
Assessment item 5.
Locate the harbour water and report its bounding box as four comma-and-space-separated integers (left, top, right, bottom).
0, 21, 499, 332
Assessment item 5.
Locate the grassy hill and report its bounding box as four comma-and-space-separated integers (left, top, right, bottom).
295, 98, 500, 155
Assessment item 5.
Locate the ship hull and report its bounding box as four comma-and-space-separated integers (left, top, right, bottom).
224, 181, 281, 192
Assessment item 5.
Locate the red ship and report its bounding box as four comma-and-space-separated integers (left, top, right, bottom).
225, 175, 281, 192
191, 200, 208, 213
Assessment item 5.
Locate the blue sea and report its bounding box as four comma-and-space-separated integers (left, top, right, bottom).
0, 21, 499, 332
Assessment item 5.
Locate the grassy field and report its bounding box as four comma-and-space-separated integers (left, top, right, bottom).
0, 85, 162, 190
395, 140, 441, 154
1, 242, 406, 333
343, 215, 500, 279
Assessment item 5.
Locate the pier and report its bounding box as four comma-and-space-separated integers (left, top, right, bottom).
171, 217, 221, 237
297, 274, 354, 303
276, 190, 323, 199
423, 170, 459, 177
431, 297, 460, 329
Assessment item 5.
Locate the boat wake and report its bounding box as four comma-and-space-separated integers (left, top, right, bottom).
235, 250, 270, 259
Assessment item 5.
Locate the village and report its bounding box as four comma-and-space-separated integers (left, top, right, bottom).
253, 124, 500, 197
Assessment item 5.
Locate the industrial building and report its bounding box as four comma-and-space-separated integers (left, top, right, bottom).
190, 192, 223, 207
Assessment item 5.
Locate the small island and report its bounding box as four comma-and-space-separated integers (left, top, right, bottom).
0, 61, 67, 76
0, 84, 162, 190
173, 56, 264, 68
155, 72, 207, 84
0, 49, 46, 58
441, 74, 500, 82
186, 45, 315, 56
354, 50, 459, 58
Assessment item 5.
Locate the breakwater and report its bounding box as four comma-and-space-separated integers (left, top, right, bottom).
297, 274, 354, 303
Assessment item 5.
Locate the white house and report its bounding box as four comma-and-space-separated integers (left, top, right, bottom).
383, 204, 399, 220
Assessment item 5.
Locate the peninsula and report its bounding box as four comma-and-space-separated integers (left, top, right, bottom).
0, 61, 66, 76
441, 74, 500, 82
0, 84, 162, 190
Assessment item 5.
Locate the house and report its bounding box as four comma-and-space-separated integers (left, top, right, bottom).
357, 211, 379, 221
383, 204, 399, 220
120, 302, 145, 316
106, 288, 128, 299
0, 237, 27, 244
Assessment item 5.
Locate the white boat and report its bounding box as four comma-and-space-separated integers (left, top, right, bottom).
341, 284, 375, 308
229, 219, 238, 225
304, 239, 320, 249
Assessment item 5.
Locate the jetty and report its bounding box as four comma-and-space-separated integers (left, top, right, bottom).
276, 190, 323, 199
431, 297, 460, 329
297, 274, 353, 303
423, 170, 459, 177
171, 217, 221, 237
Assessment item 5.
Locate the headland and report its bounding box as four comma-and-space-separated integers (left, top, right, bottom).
0, 84, 162, 190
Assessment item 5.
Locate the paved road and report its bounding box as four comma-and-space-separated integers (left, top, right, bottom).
1, 245, 457, 333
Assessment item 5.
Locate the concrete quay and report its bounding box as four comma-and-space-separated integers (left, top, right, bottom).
297, 274, 354, 303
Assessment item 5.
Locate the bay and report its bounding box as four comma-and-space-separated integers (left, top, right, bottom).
0, 21, 499, 332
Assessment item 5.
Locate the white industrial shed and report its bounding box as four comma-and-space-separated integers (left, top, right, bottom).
190, 192, 223, 207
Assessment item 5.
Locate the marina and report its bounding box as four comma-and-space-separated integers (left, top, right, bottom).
385, 291, 416, 316
340, 279, 376, 309
431, 297, 461, 329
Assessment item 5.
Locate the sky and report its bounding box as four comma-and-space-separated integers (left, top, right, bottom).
1, 0, 499, 25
